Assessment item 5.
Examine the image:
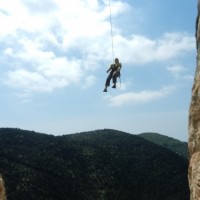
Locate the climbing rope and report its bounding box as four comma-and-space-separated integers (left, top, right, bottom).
108, 0, 115, 63
108, 0, 122, 87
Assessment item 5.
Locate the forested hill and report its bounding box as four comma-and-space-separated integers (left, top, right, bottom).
0, 128, 189, 200
139, 132, 188, 159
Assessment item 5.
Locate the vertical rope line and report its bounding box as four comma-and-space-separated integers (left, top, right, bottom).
108, 0, 114, 63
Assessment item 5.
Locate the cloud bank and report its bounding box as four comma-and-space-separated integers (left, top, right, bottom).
106, 86, 176, 106
0, 0, 195, 96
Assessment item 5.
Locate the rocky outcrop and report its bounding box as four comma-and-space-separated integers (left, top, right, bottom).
188, 1, 200, 199
0, 175, 6, 200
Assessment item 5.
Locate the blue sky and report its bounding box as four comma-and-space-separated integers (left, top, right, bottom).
0, 0, 196, 141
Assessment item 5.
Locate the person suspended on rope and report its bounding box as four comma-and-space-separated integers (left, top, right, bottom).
103, 58, 122, 92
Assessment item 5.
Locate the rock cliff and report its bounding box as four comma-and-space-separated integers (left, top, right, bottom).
0, 175, 6, 200
188, 0, 200, 199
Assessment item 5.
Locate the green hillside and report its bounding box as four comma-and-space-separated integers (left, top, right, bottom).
139, 132, 188, 159
0, 128, 189, 200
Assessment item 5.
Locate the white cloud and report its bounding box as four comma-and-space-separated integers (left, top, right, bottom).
114, 32, 195, 64
0, 0, 129, 95
167, 65, 186, 74
82, 75, 97, 89
181, 75, 194, 81
167, 64, 194, 80
0, 0, 195, 97
5, 69, 56, 93
4, 57, 83, 93
106, 86, 176, 106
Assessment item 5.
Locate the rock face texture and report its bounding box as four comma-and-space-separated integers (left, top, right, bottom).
0, 175, 6, 200
188, 1, 200, 199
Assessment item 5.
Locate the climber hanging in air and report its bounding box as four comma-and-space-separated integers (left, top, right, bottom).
103, 58, 122, 92
103, 1, 122, 92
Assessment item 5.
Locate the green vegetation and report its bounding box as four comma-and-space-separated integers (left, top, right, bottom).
139, 132, 188, 159
0, 128, 189, 200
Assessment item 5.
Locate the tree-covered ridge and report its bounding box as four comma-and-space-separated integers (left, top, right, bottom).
0, 128, 189, 200
139, 132, 188, 159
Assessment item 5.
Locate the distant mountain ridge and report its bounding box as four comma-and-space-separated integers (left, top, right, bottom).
139, 132, 188, 159
0, 128, 189, 200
